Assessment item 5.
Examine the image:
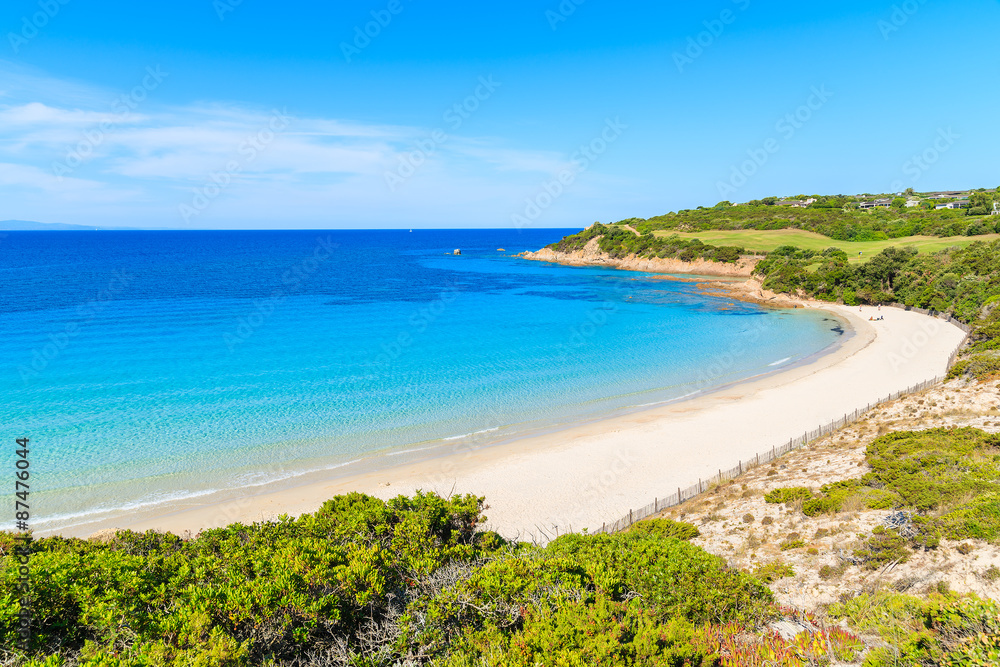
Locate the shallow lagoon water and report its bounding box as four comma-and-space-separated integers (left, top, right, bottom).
0, 229, 841, 531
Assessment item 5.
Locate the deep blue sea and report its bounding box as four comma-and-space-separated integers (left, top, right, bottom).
0, 229, 844, 532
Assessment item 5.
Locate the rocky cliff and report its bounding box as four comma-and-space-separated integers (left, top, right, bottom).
522, 237, 760, 277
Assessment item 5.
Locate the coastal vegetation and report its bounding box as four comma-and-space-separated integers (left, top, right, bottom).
521, 202, 1000, 663
7, 188, 1000, 664
617, 189, 1000, 241
766, 427, 1000, 549
543, 187, 1000, 381
654, 382, 1000, 667
751, 239, 1000, 380
6, 475, 1000, 665
654, 229, 997, 264
548, 223, 746, 263
0, 497, 805, 666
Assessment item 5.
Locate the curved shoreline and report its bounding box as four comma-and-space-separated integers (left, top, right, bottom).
46, 300, 842, 539
59, 295, 966, 542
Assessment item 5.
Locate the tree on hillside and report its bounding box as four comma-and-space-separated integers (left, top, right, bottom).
968, 191, 997, 216
858, 247, 918, 292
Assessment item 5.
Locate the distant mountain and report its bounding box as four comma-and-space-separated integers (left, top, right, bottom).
0, 220, 99, 231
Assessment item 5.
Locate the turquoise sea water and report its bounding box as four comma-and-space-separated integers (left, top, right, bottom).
0, 230, 843, 532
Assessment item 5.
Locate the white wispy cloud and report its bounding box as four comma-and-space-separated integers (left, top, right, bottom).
0, 62, 614, 228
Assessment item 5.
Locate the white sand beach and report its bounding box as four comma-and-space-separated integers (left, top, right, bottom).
71, 303, 966, 542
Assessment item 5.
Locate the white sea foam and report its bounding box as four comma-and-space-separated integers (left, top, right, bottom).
441, 427, 500, 441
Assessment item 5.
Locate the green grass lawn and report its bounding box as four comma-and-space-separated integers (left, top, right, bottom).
652, 229, 1000, 264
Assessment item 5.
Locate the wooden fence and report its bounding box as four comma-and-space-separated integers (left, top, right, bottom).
593, 308, 971, 535
883, 302, 972, 334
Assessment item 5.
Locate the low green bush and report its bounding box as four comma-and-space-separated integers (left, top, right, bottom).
854, 527, 911, 571
818, 563, 846, 580
840, 594, 1000, 666
763, 487, 813, 505
751, 561, 795, 582
2, 492, 780, 666
439, 600, 716, 667
947, 352, 1000, 381
629, 518, 700, 541
791, 429, 1000, 548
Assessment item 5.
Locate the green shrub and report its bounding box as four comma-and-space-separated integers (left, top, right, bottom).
818, 563, 846, 580
752, 561, 795, 582
935, 496, 1000, 541
829, 590, 927, 647
865, 428, 1000, 512
802, 496, 842, 516
796, 429, 1000, 549
444, 600, 715, 667
405, 530, 775, 663
0, 492, 499, 663
764, 487, 813, 505
854, 527, 911, 570
540, 532, 774, 625
629, 518, 700, 541
948, 352, 1000, 381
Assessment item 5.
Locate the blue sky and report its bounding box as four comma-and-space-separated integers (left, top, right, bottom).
1, 0, 998, 229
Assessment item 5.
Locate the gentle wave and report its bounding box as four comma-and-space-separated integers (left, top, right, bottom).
442, 427, 501, 441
